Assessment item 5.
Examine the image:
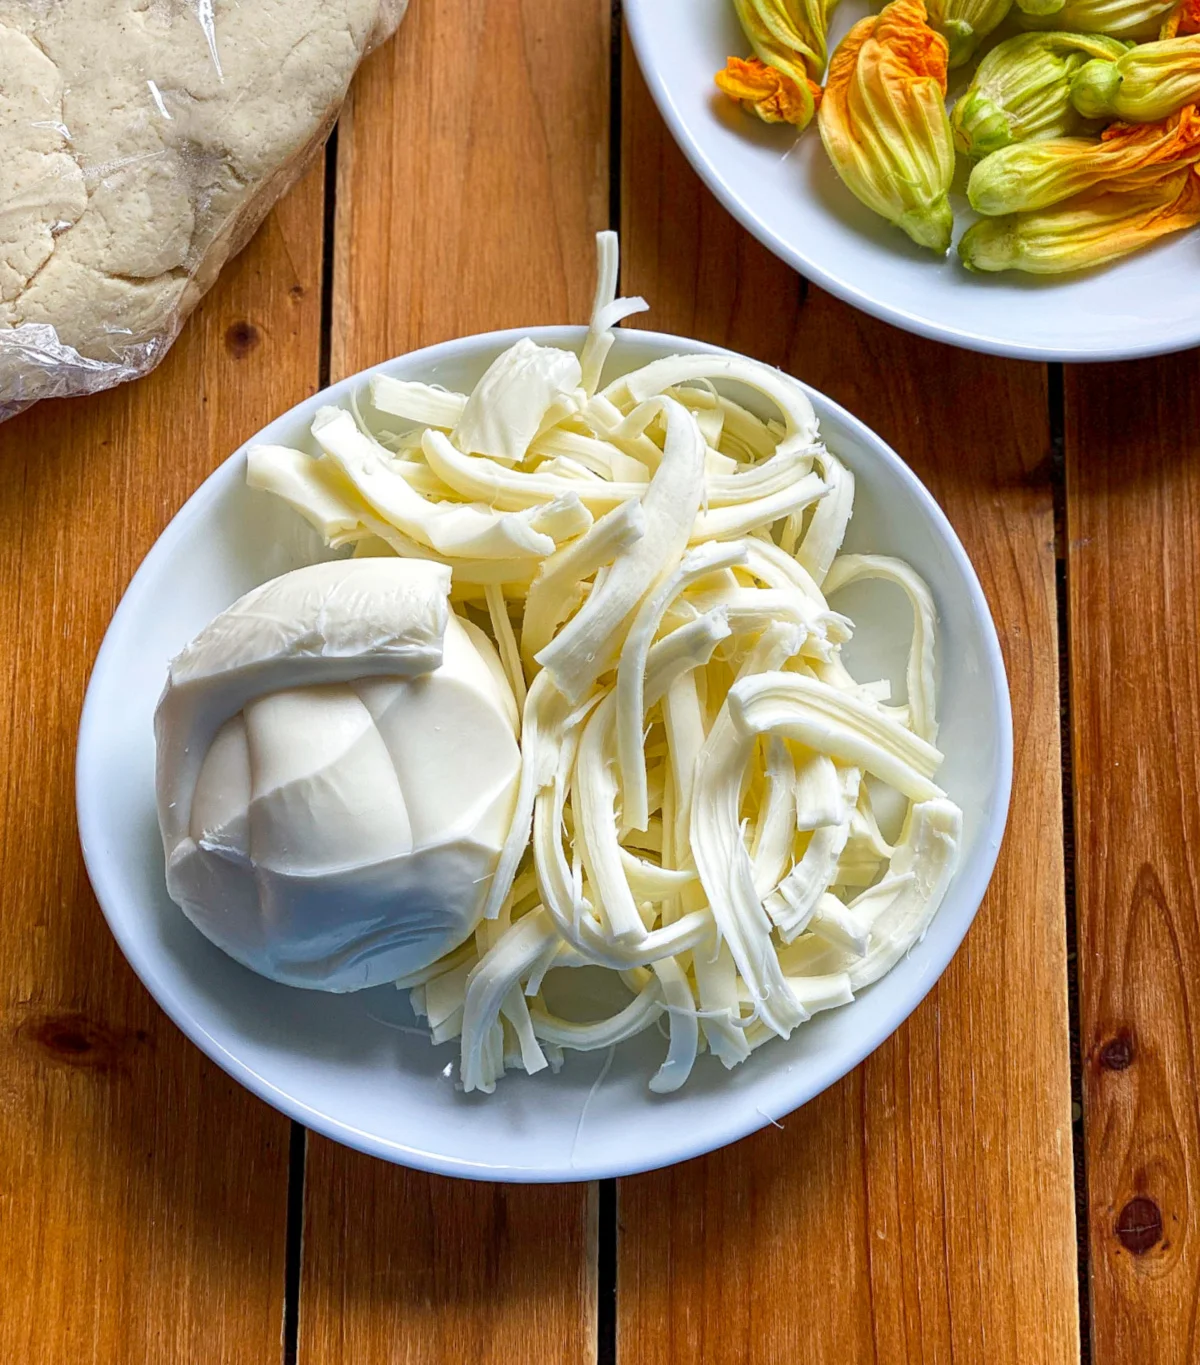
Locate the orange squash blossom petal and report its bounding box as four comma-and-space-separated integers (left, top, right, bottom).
715, 55, 821, 127
1164, 0, 1200, 35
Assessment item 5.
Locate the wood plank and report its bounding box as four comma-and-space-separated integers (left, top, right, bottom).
1066, 353, 1200, 1365
617, 43, 1080, 1364
301, 1158, 597, 1365
297, 5, 610, 1363
0, 163, 325, 1364
330, 0, 608, 375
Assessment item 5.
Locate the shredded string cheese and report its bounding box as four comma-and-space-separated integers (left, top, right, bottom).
247, 231, 964, 1095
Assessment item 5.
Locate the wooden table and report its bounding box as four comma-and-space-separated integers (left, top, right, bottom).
2, 4, 1196, 1362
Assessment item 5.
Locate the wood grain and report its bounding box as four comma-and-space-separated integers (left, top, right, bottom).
296, 4, 611, 1362
0, 164, 325, 1364
1066, 353, 1200, 1365
331, 0, 609, 370
617, 45, 1080, 1364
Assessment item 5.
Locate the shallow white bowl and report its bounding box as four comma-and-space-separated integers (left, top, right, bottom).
625, 0, 1200, 362
77, 327, 1011, 1181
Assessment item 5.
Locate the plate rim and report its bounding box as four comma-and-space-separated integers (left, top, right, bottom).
623, 0, 1200, 364
76, 324, 1014, 1182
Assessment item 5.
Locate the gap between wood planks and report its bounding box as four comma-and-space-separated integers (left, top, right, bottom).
1049, 363, 1092, 1365
597, 8, 624, 1365
283, 1124, 307, 1365
279, 122, 340, 1365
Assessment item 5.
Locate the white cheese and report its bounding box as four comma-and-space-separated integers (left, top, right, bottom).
156, 558, 521, 991
451, 337, 583, 464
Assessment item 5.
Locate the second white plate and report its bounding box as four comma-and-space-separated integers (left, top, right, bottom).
625, 0, 1200, 361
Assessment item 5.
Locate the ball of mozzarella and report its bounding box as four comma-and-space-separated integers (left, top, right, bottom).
155, 558, 521, 990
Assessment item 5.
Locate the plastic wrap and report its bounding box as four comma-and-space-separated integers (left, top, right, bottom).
0, 0, 407, 420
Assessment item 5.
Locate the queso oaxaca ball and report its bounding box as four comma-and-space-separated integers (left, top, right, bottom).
154, 558, 521, 991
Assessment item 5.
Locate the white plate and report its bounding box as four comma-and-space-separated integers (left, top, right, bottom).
77, 327, 1011, 1182
625, 0, 1200, 361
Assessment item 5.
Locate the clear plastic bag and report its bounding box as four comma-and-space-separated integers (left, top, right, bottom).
0, 0, 407, 420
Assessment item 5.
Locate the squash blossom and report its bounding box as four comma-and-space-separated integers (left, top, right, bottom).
960, 165, 1200, 270
715, 55, 822, 126
926, 0, 1014, 67
1071, 35, 1200, 121
1016, 0, 1177, 38
968, 102, 1200, 213
953, 33, 1129, 158
818, 0, 956, 252
715, 0, 838, 128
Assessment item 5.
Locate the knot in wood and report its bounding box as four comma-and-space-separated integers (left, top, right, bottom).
1098, 1032, 1134, 1071
18, 1011, 145, 1071
1115, 1197, 1163, 1255
224, 320, 261, 358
